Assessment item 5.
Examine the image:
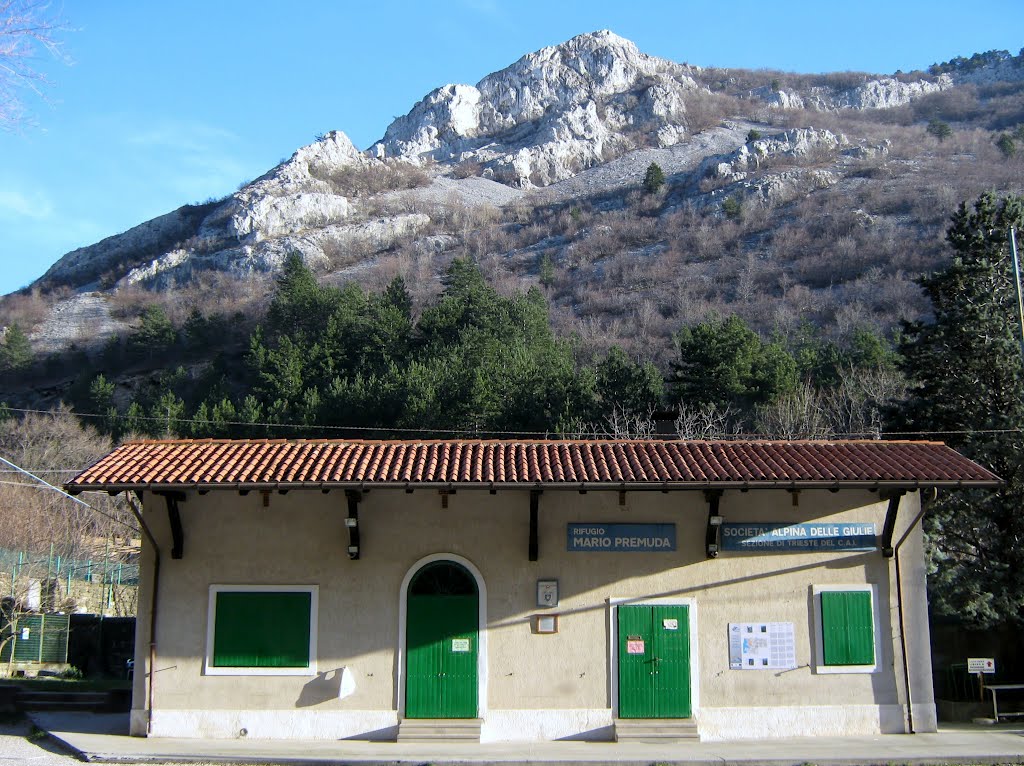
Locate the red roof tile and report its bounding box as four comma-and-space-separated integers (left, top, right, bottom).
64, 438, 1001, 493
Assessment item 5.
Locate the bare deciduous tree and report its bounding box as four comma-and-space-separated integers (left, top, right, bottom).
0, 0, 68, 127
674, 402, 740, 440
560, 407, 655, 440
753, 382, 833, 440
0, 407, 137, 628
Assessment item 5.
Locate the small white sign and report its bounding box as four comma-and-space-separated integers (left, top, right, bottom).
535, 615, 558, 634
451, 638, 471, 653
968, 657, 996, 674
537, 580, 558, 608
663, 618, 678, 630
627, 639, 645, 655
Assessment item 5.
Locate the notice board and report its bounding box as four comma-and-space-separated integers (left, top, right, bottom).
728, 622, 797, 670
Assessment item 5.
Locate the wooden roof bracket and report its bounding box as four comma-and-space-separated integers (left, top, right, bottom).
345, 490, 361, 560
704, 489, 724, 559
155, 491, 186, 560
529, 489, 542, 562
880, 489, 905, 558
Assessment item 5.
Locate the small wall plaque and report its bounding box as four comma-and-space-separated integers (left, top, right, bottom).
534, 614, 558, 634
537, 579, 559, 608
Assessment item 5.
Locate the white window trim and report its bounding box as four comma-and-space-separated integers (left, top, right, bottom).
204, 584, 318, 677
811, 584, 879, 675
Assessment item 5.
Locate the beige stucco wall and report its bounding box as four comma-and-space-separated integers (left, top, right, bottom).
129, 486, 933, 741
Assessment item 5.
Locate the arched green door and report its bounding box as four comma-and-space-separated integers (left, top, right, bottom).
405, 561, 479, 718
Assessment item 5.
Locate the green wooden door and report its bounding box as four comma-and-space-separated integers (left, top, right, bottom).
618, 604, 691, 719
405, 562, 479, 718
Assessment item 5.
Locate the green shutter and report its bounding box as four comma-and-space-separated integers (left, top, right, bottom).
213, 591, 311, 668
821, 590, 874, 666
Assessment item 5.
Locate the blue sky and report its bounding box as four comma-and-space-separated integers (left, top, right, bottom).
2, 0, 1023, 296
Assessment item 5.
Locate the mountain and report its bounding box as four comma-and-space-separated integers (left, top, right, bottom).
5, 31, 1024, 370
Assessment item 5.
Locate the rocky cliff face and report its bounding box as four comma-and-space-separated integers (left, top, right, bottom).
371, 30, 700, 187
21, 30, 1024, 353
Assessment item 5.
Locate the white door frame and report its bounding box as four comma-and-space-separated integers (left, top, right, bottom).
396, 553, 488, 717
608, 596, 699, 719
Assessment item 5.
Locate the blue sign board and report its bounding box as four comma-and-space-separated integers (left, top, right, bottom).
721, 522, 877, 552
567, 523, 676, 552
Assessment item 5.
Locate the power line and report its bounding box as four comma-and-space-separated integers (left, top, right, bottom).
3, 405, 1024, 441
0, 453, 138, 533
0, 469, 79, 474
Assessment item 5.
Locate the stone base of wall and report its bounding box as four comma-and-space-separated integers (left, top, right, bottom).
697, 703, 936, 741
482, 709, 614, 742
148, 710, 399, 740
137, 703, 937, 741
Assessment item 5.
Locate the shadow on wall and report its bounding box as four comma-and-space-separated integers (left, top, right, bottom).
296, 666, 356, 707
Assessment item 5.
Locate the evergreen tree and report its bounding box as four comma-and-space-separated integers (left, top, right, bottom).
927, 118, 953, 142
88, 374, 119, 435
642, 162, 665, 194
128, 306, 176, 359
594, 347, 664, 418
265, 252, 339, 342
894, 192, 1024, 627
670, 315, 797, 414
0, 323, 32, 372
997, 133, 1017, 159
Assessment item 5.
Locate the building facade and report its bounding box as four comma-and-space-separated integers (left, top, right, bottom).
65, 439, 999, 743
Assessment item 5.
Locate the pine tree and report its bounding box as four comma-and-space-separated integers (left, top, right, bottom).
894, 192, 1024, 627
642, 162, 665, 194
0, 323, 32, 372
927, 118, 953, 143
670, 315, 797, 414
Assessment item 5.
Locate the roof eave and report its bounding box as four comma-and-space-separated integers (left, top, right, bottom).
65, 478, 1004, 494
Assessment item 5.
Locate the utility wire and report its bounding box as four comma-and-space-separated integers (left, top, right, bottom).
0, 453, 138, 532
3, 405, 1024, 441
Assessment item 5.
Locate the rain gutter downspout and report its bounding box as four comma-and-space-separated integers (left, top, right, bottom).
126, 491, 159, 736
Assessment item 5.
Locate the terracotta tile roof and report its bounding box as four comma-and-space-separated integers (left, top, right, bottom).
64, 439, 1001, 493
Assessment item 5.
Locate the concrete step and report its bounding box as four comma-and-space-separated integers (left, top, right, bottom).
397, 718, 482, 742
614, 717, 700, 743
15, 691, 112, 712
17, 691, 109, 703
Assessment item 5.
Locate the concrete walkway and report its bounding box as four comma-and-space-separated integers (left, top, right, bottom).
28, 712, 1024, 765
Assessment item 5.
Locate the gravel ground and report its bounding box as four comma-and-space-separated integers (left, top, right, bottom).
0, 718, 82, 766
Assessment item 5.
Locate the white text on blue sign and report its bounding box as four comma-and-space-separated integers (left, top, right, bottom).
567, 523, 676, 552
720, 523, 877, 552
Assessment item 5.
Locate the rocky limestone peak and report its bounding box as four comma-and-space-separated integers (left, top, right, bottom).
197, 130, 362, 244
473, 29, 679, 121
273, 130, 362, 185
371, 30, 699, 187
